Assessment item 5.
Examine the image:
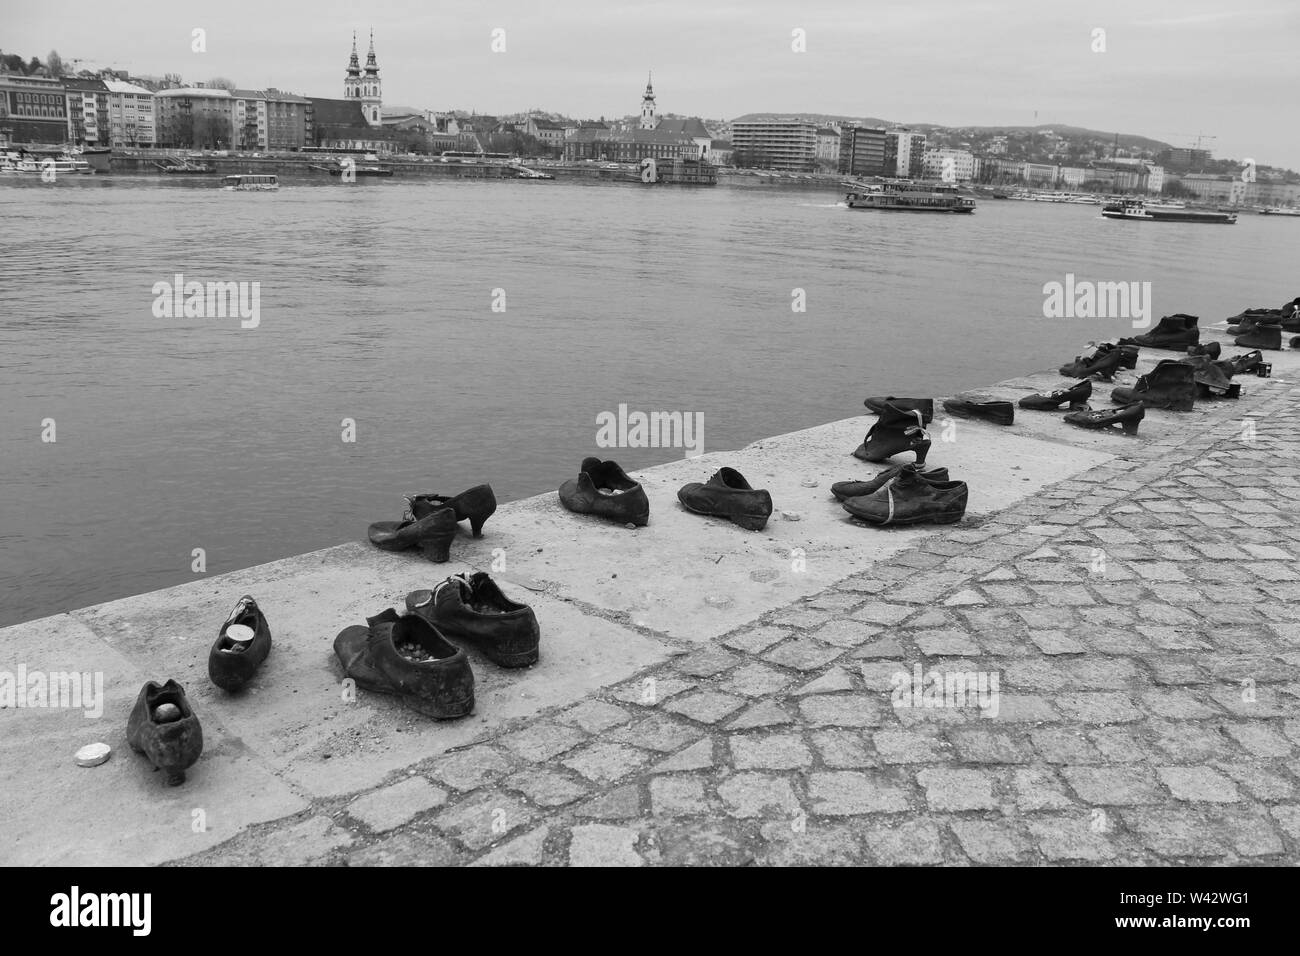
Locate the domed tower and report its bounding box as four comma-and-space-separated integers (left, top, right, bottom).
639, 72, 656, 130
361, 30, 382, 127
344, 32, 363, 101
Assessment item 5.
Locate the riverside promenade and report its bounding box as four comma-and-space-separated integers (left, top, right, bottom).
3, 326, 1298, 866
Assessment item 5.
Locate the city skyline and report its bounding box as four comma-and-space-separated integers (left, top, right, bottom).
7, 0, 1299, 169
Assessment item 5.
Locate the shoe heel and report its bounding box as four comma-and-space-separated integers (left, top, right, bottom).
731, 513, 769, 531
421, 533, 455, 563
469, 516, 487, 538
1121, 417, 1141, 436
912, 438, 931, 466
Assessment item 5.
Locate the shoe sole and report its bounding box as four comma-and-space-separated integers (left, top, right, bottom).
845, 510, 965, 526
347, 674, 474, 719
679, 500, 769, 531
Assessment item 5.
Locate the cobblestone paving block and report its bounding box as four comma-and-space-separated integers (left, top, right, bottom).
810, 729, 878, 768
808, 771, 913, 815
799, 694, 887, 728
861, 819, 947, 865
651, 822, 755, 866
762, 637, 844, 671
950, 819, 1036, 863
1013, 767, 1078, 811
662, 689, 748, 725
607, 714, 701, 753
755, 822, 864, 866
1060, 767, 1165, 806
722, 625, 792, 654
499, 721, 590, 763
561, 742, 653, 784
730, 732, 814, 770
568, 824, 644, 867
433, 791, 537, 852
426, 746, 513, 791
501, 768, 591, 808
1157, 766, 1243, 803
558, 699, 634, 733
348, 777, 449, 832
471, 825, 551, 867
720, 662, 796, 698
346, 828, 463, 867
1027, 815, 1117, 862
649, 775, 713, 817
916, 768, 999, 811
717, 773, 801, 819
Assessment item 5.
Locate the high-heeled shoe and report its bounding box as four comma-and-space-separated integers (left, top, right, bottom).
1063, 402, 1145, 435
1019, 379, 1091, 410
862, 396, 934, 420
853, 403, 930, 464
1187, 341, 1221, 359
407, 485, 496, 538
368, 506, 459, 562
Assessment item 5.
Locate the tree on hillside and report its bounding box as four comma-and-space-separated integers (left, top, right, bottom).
47, 50, 63, 76
27, 56, 43, 75
206, 77, 237, 91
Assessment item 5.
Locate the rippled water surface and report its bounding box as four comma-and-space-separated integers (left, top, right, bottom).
1, 175, 1292, 624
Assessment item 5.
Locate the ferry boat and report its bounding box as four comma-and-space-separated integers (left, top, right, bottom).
1101, 199, 1235, 224
845, 181, 975, 213
1259, 207, 1300, 217
3, 154, 93, 175
222, 174, 279, 191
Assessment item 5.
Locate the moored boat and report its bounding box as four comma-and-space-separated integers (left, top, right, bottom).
1259, 207, 1300, 217
1101, 199, 1236, 224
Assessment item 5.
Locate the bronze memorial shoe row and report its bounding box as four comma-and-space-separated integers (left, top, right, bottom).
334, 572, 541, 718
367, 484, 497, 563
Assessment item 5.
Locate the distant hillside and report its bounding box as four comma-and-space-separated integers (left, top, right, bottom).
731, 112, 891, 128
729, 114, 1172, 152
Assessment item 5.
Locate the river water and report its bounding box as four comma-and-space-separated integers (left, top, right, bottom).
0, 174, 1292, 625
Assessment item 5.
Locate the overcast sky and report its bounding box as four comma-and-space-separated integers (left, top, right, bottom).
8, 0, 1299, 167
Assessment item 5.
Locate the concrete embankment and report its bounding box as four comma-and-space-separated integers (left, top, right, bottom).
2, 324, 1295, 864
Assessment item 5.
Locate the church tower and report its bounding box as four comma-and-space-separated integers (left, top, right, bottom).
361, 30, 382, 127
344, 32, 362, 101
639, 72, 657, 130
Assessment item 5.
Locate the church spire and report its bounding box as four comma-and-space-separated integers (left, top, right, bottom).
640, 71, 657, 129
348, 31, 361, 74
364, 29, 379, 74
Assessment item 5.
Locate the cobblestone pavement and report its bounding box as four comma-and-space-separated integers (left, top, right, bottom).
178, 381, 1300, 866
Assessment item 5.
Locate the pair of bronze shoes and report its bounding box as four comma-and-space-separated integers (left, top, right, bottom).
367, 484, 497, 563
333, 572, 541, 719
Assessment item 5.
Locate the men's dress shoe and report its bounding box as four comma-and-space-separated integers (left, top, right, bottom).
1064, 402, 1145, 435
942, 398, 1015, 425
1058, 343, 1134, 380
1187, 341, 1221, 359
1179, 354, 1240, 399
208, 595, 271, 691
1235, 324, 1283, 351
406, 573, 540, 668
126, 680, 203, 786
558, 457, 650, 526
862, 397, 934, 421
1019, 379, 1091, 410
1226, 311, 1279, 335
334, 608, 474, 719
832, 464, 949, 501
841, 463, 967, 526
1110, 360, 1196, 411
677, 467, 773, 530
1215, 350, 1265, 377
367, 506, 459, 562
1118, 314, 1199, 350
854, 403, 930, 464
407, 485, 496, 537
